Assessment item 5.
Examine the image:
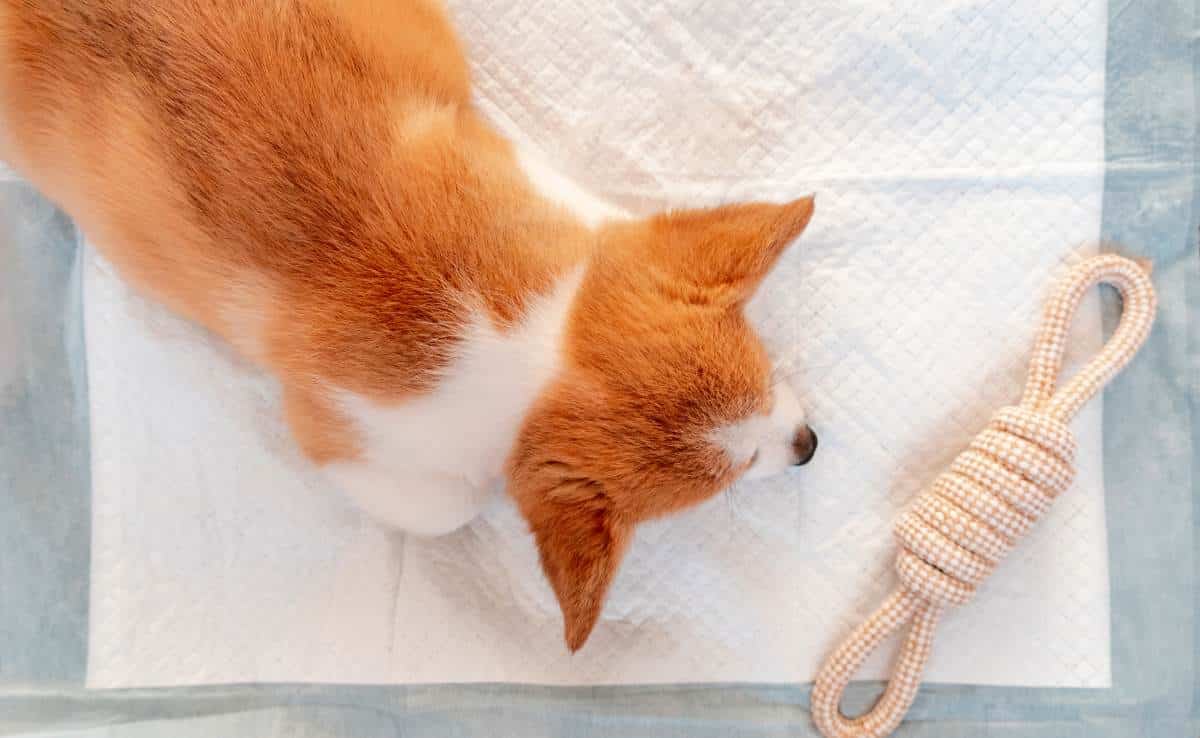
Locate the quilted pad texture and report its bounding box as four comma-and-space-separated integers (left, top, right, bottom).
86, 0, 1111, 686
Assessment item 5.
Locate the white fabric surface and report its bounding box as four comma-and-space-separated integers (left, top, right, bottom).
86, 0, 1111, 687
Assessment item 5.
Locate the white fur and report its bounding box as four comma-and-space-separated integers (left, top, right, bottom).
515, 144, 631, 228
711, 382, 809, 480
324, 268, 585, 536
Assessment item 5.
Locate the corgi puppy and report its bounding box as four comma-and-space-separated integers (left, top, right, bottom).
0, 0, 817, 650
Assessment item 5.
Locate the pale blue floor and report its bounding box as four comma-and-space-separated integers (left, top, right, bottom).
0, 0, 1196, 735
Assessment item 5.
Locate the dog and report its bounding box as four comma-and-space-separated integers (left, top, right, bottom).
0, 0, 817, 650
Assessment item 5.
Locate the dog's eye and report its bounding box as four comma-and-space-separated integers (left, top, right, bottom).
747, 450, 760, 467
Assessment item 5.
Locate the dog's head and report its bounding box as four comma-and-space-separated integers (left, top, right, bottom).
508, 196, 817, 650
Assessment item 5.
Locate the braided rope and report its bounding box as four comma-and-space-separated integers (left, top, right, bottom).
810, 254, 1157, 738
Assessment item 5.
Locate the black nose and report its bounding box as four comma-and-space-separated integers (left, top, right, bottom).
793, 426, 818, 466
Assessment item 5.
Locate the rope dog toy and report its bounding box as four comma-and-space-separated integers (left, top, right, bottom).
810, 254, 1157, 738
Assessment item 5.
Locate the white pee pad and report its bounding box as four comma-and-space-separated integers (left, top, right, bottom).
86, 0, 1111, 687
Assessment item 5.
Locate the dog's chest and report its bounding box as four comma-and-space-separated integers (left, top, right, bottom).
336, 272, 582, 488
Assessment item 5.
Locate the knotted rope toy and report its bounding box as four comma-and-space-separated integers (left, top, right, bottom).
810, 254, 1157, 738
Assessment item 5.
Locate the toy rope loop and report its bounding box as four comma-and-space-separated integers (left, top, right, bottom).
810, 254, 1157, 738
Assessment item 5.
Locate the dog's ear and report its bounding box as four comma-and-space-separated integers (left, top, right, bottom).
519, 475, 630, 651
652, 195, 815, 305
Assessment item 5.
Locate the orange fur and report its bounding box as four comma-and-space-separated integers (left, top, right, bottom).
0, 0, 815, 649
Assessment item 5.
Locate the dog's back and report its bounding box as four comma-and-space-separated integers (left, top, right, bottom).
0, 0, 564, 393
0, 1, 472, 241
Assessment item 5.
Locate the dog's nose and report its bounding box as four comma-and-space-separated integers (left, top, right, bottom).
793, 425, 818, 466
